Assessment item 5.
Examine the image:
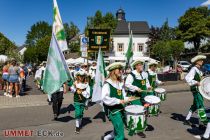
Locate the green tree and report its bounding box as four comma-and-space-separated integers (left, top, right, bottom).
152, 41, 171, 66
160, 20, 177, 41
23, 46, 38, 63
36, 36, 51, 63
64, 22, 80, 52
85, 10, 117, 35
178, 7, 210, 52
0, 32, 16, 55
146, 26, 161, 56
169, 40, 184, 68
25, 21, 51, 46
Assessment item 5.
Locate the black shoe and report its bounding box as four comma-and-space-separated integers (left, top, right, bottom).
137, 132, 146, 138
183, 120, 192, 126
199, 125, 206, 131
48, 101, 52, 105
53, 114, 58, 121
75, 127, 80, 134
201, 136, 209, 140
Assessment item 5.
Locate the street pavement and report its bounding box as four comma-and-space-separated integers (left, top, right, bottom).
0, 78, 208, 140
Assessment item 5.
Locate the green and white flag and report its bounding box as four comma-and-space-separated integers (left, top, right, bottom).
43, 33, 69, 95
92, 48, 107, 102
125, 30, 133, 68
53, 0, 68, 51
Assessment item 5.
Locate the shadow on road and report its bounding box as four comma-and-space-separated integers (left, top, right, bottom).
187, 127, 204, 136
93, 111, 107, 122
81, 117, 92, 128
60, 104, 75, 114
56, 116, 74, 122
145, 124, 155, 131
171, 113, 198, 124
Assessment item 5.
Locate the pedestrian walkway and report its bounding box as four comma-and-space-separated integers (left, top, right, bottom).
0, 80, 190, 109
0, 93, 72, 109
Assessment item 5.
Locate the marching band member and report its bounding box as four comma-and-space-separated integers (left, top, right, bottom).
184, 55, 208, 131
51, 82, 67, 120
101, 62, 131, 140
147, 62, 164, 95
80, 63, 91, 109
70, 71, 90, 134
125, 59, 152, 105
88, 61, 97, 99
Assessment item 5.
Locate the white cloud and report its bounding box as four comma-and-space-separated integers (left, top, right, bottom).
201, 0, 210, 6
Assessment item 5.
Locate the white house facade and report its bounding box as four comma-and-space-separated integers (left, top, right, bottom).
109, 9, 150, 62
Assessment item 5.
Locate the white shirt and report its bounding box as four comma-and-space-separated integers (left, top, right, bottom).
125, 70, 151, 92
89, 66, 96, 79
102, 79, 129, 106
185, 66, 203, 86
148, 69, 162, 85
71, 82, 90, 98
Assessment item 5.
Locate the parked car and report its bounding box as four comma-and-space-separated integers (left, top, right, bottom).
177, 61, 191, 72
202, 64, 210, 75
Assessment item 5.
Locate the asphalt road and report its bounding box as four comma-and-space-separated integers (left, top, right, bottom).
0, 90, 209, 140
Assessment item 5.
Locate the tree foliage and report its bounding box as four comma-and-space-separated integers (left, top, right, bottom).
23, 46, 38, 63
177, 7, 210, 52
36, 35, 51, 62
25, 21, 51, 46
146, 26, 161, 56
63, 22, 80, 52
152, 40, 184, 66
0, 32, 16, 55
85, 10, 117, 35
160, 20, 177, 41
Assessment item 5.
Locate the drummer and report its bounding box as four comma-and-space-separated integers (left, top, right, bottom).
125, 59, 152, 105
147, 61, 164, 95
184, 55, 208, 131
101, 62, 132, 140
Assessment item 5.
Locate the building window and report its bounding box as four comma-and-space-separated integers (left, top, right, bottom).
117, 43, 124, 52
137, 43, 144, 52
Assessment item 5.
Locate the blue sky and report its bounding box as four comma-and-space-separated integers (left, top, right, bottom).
0, 0, 208, 46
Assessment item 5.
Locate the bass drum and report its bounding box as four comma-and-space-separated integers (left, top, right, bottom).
199, 77, 210, 100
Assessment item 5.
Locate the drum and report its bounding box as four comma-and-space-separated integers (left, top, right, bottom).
144, 95, 161, 116
125, 105, 147, 133
199, 77, 210, 100
155, 88, 166, 101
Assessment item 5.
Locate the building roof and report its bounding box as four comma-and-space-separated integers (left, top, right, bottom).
113, 21, 150, 35
17, 45, 26, 51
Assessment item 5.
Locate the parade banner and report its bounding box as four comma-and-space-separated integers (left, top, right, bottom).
92, 48, 107, 102
43, 34, 69, 95
88, 29, 110, 52
53, 0, 68, 51
125, 30, 133, 68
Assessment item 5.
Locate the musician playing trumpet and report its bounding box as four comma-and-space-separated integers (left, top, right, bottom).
70, 70, 90, 134
101, 62, 134, 140
184, 55, 210, 140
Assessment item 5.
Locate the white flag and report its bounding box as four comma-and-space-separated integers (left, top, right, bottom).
43, 33, 69, 95
92, 48, 107, 102
53, 0, 68, 51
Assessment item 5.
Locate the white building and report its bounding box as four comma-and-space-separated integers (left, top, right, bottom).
109, 9, 150, 62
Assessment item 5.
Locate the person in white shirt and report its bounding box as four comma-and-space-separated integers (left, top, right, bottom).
70, 70, 90, 134
184, 55, 209, 139
147, 62, 164, 95
101, 62, 132, 140
125, 59, 152, 106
